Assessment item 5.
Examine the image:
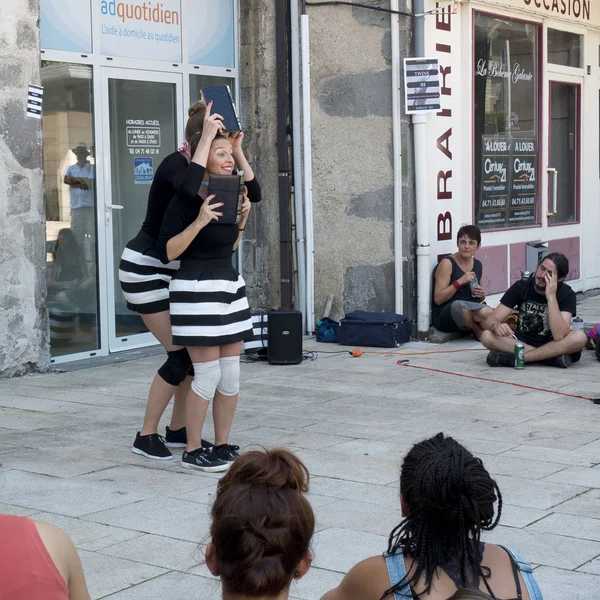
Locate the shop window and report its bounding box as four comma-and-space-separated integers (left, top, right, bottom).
42, 61, 100, 357
474, 13, 539, 230
548, 29, 582, 69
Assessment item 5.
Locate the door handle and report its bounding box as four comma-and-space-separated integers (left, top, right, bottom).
546, 168, 557, 217
107, 204, 124, 210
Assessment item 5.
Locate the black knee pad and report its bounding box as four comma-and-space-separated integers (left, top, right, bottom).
158, 349, 192, 386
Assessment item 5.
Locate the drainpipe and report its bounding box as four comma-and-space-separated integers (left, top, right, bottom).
275, 0, 293, 308
290, 0, 307, 332
390, 0, 404, 315
301, 8, 315, 333
413, 0, 430, 336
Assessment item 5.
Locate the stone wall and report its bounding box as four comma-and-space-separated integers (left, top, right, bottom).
0, 0, 49, 377
239, 0, 281, 311
307, 0, 415, 321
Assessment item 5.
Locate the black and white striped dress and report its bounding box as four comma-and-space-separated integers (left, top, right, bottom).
119, 231, 180, 314
118, 152, 206, 315
158, 174, 261, 347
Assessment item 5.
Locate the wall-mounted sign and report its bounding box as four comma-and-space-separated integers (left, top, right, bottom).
404, 57, 441, 114
41, 0, 92, 52
476, 0, 596, 26
99, 0, 182, 62
126, 118, 162, 155
186, 0, 235, 67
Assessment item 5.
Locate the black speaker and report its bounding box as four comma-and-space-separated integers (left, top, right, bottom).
267, 310, 303, 365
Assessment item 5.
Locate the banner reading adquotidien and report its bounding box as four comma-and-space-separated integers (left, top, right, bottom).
99, 0, 182, 62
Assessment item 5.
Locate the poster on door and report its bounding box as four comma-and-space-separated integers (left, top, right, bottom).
508, 138, 537, 227
477, 135, 510, 229
99, 0, 182, 62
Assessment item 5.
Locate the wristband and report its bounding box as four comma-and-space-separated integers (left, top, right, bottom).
452, 280, 462, 291
239, 227, 245, 231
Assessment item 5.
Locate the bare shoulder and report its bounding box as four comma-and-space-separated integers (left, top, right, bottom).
34, 519, 73, 551
322, 555, 390, 600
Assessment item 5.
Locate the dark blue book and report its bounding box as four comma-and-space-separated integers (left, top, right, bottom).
200, 85, 242, 132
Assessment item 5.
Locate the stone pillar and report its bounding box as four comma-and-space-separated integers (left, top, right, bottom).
0, 0, 49, 377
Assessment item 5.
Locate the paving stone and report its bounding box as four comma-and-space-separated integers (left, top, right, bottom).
577, 556, 600, 576
83, 497, 213, 543
484, 526, 600, 569
232, 426, 353, 450
543, 466, 600, 488
499, 504, 549, 529
314, 498, 402, 535
75, 464, 215, 495
500, 445, 599, 468
306, 476, 401, 507
0, 470, 151, 518
533, 566, 600, 600
311, 527, 389, 573
0, 502, 38, 517
31, 512, 143, 550
552, 489, 600, 519
494, 475, 587, 510
0, 447, 117, 478
477, 454, 566, 480
324, 439, 412, 460
528, 513, 600, 542
78, 549, 167, 598
99, 533, 203, 572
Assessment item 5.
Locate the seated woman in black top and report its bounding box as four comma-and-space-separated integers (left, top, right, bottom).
432, 225, 492, 340
158, 107, 261, 472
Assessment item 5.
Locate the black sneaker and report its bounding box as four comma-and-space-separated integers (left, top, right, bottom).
553, 354, 572, 369
181, 447, 229, 472
132, 432, 172, 460
165, 426, 187, 448
486, 351, 514, 367
211, 444, 240, 464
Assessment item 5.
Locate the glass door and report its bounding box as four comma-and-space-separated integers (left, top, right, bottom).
547, 81, 580, 225
100, 68, 183, 352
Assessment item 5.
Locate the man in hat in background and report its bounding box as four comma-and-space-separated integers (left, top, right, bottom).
64, 142, 96, 260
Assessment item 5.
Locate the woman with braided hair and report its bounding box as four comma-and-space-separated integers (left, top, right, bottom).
322, 433, 543, 600
205, 448, 314, 598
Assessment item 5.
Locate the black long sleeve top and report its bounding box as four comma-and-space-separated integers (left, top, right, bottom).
140, 152, 206, 239
157, 165, 261, 264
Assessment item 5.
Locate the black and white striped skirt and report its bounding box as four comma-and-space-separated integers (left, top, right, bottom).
119, 231, 180, 314
169, 258, 253, 347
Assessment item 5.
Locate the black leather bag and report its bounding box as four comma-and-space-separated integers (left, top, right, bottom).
337, 311, 411, 348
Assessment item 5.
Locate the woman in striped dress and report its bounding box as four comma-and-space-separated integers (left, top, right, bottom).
158, 113, 261, 472
119, 101, 222, 461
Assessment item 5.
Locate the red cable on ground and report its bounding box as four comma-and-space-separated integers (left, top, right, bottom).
396, 361, 597, 402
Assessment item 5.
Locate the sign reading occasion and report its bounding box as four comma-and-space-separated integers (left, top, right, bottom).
100, 0, 182, 62
404, 58, 442, 115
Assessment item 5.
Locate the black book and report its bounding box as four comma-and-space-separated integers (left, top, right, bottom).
207, 173, 244, 225
200, 85, 242, 132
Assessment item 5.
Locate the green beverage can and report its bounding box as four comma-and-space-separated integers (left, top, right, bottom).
514, 342, 525, 369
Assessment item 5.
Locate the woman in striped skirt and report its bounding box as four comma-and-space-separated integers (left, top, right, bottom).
119, 101, 221, 461
158, 108, 261, 472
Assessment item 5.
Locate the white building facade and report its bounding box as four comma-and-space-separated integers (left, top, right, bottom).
423, 0, 599, 302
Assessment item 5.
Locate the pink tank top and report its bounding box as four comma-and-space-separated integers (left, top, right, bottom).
0, 515, 69, 600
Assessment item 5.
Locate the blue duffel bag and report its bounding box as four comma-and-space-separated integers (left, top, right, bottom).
337, 310, 411, 348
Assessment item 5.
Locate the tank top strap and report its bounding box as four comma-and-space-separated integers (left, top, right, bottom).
383, 549, 413, 599
500, 546, 545, 600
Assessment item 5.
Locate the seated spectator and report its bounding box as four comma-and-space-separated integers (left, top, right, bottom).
0, 513, 90, 599
321, 433, 543, 600
205, 448, 314, 599
481, 253, 587, 369
432, 225, 492, 339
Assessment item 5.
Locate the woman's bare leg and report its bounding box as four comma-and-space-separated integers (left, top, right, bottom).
139, 311, 184, 435
186, 346, 220, 452
170, 375, 191, 431
212, 342, 242, 446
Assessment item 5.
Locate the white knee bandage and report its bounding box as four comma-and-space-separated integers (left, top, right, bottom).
191, 360, 221, 401
216, 356, 240, 396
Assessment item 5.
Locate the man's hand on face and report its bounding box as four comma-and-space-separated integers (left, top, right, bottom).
544, 269, 558, 298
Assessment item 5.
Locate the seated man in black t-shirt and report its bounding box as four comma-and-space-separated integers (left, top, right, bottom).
480, 252, 587, 368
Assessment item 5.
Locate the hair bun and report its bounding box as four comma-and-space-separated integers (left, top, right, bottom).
219, 449, 310, 495
188, 100, 206, 118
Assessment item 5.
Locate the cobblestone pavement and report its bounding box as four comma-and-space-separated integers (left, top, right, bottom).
0, 321, 599, 599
